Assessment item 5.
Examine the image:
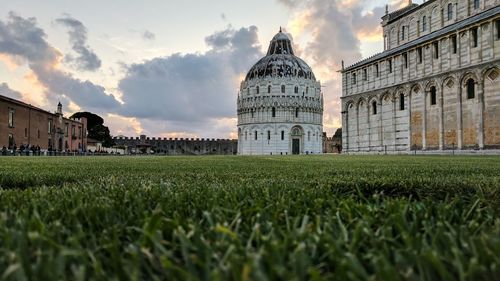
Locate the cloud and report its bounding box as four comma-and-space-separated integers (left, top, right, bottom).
142, 30, 155, 41
55, 15, 101, 71
118, 26, 262, 130
277, 0, 407, 135
0, 12, 119, 111
0, 82, 22, 99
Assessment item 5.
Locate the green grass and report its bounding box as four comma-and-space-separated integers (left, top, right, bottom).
0, 155, 499, 280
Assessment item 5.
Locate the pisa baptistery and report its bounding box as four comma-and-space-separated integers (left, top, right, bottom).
237, 29, 323, 155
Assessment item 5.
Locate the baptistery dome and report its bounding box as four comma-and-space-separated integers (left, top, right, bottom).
237, 29, 323, 155
245, 32, 316, 82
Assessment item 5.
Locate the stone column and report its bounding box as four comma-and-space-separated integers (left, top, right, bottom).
477, 79, 485, 149
439, 85, 444, 150
356, 104, 360, 151
457, 31, 462, 68
407, 91, 412, 152
457, 83, 463, 149
422, 91, 427, 150
379, 98, 383, 152
392, 97, 397, 152
367, 102, 371, 151
342, 106, 348, 152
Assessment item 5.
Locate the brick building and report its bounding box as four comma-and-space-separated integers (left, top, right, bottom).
341, 0, 500, 153
0, 95, 87, 151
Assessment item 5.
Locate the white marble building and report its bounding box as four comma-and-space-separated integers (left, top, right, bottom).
237, 30, 323, 155
341, 0, 500, 154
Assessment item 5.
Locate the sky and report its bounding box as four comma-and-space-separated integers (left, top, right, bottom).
0, 0, 421, 139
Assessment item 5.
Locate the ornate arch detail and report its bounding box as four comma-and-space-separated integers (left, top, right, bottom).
381, 91, 394, 103
356, 97, 367, 110
460, 71, 480, 87
424, 79, 440, 92
482, 66, 500, 83
345, 99, 355, 110
442, 75, 457, 89
367, 94, 379, 104
394, 85, 409, 96
410, 83, 423, 95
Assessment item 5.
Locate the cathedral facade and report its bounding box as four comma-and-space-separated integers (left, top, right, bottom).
341, 0, 500, 153
237, 30, 323, 155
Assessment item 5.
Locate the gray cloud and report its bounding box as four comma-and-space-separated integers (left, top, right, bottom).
277, 0, 406, 134
142, 30, 155, 40
55, 15, 101, 71
0, 12, 119, 111
0, 82, 22, 99
118, 26, 262, 125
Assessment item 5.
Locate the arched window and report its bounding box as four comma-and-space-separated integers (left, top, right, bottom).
308, 131, 311, 141
272, 107, 276, 117
268, 85, 271, 93
372, 101, 377, 115
245, 131, 248, 141
281, 85, 285, 93
267, 130, 271, 140
430, 86, 437, 105
422, 16, 427, 31
447, 3, 453, 20
474, 0, 480, 9
294, 86, 298, 93
251, 109, 254, 118
467, 79, 475, 99
254, 131, 258, 140
256, 86, 260, 94
295, 108, 299, 118
281, 130, 285, 140
400, 94, 405, 110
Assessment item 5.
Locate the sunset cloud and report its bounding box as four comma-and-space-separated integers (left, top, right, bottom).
0, 12, 119, 111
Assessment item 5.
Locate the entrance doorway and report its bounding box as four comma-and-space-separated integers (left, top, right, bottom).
292, 139, 300, 155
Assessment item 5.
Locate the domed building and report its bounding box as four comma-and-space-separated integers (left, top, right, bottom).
237, 29, 323, 155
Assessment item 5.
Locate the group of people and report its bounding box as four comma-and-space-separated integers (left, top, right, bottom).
2, 144, 42, 156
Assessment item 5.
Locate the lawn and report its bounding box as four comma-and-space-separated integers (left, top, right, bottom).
0, 155, 499, 280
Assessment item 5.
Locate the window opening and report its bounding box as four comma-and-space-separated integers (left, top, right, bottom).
430, 87, 437, 105
467, 79, 475, 99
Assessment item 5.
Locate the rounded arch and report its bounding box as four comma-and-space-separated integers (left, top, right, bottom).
367, 94, 379, 105
381, 91, 394, 102
345, 99, 355, 110
460, 71, 480, 87
356, 97, 367, 110
410, 83, 423, 95
291, 125, 304, 136
424, 79, 440, 92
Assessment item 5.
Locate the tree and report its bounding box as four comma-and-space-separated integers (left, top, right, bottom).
71, 112, 114, 147
333, 128, 342, 138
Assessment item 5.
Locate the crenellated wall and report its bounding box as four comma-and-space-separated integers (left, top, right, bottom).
113, 135, 237, 155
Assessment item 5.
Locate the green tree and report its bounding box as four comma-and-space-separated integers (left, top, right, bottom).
71, 112, 114, 147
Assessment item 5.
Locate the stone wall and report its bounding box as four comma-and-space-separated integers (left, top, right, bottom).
113, 135, 237, 155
